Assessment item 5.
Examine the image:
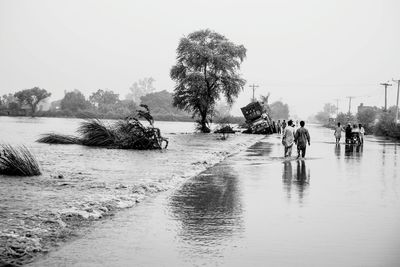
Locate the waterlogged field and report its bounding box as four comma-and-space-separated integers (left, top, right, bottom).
0, 117, 263, 265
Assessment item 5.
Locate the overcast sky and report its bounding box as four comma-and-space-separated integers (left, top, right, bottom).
1, 0, 399, 118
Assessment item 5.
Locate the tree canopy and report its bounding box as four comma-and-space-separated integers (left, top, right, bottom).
126, 77, 156, 103
14, 87, 51, 116
269, 101, 290, 120
170, 29, 246, 132
89, 89, 120, 112
61, 90, 89, 112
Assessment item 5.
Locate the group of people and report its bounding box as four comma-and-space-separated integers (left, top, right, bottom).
273, 119, 365, 159
280, 120, 311, 159
272, 119, 292, 134
334, 122, 365, 144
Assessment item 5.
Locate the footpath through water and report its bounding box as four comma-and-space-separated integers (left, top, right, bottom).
31, 125, 400, 267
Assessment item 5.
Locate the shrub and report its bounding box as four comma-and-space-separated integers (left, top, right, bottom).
0, 144, 41, 176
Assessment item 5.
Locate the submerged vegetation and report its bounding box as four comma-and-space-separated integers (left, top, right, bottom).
37, 105, 168, 150
0, 144, 41, 176
36, 133, 81, 144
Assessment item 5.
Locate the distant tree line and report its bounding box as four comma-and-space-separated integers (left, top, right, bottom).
313, 103, 400, 139
0, 86, 245, 122
1, 29, 291, 128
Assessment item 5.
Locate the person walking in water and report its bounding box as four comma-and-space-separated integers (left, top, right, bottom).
358, 124, 365, 144
282, 120, 295, 157
294, 121, 311, 159
277, 120, 282, 134
345, 123, 352, 144
282, 120, 287, 132
334, 122, 342, 144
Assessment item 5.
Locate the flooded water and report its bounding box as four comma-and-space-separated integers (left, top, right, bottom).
0, 116, 263, 265
31, 125, 400, 267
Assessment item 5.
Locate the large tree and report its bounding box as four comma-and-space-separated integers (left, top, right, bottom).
14, 87, 51, 116
170, 29, 246, 132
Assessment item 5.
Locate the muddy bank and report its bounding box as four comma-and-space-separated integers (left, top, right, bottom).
0, 131, 263, 266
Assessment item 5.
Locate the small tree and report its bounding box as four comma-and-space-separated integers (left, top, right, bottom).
61, 90, 89, 112
269, 101, 289, 120
356, 108, 377, 133
89, 89, 120, 113
126, 77, 156, 103
170, 29, 246, 133
14, 87, 51, 116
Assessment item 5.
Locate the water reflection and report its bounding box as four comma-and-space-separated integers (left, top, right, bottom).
282, 160, 310, 202
344, 144, 363, 158
334, 144, 341, 157
245, 141, 272, 157
169, 163, 242, 254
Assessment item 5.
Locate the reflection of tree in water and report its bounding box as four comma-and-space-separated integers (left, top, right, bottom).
282, 160, 310, 202
169, 163, 243, 252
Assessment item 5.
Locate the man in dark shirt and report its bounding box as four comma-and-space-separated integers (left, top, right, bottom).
345, 123, 352, 144
294, 121, 310, 159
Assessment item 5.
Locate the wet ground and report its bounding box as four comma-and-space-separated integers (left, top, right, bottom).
32, 125, 400, 267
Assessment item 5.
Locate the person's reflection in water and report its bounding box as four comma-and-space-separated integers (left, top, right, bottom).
294, 160, 310, 201
345, 144, 363, 159
345, 144, 353, 157
282, 160, 310, 202
282, 161, 293, 199
334, 143, 341, 158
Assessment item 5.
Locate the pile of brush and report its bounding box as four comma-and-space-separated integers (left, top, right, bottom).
37, 105, 168, 150
0, 144, 41, 176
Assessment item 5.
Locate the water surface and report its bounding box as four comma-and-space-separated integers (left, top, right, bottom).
32, 125, 400, 266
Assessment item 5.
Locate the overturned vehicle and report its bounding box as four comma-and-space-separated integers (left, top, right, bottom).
241, 101, 274, 134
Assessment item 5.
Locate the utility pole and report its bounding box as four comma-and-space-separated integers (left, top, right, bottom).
393, 79, 400, 123
333, 98, 340, 116
346, 96, 354, 114
248, 84, 259, 102
380, 82, 392, 111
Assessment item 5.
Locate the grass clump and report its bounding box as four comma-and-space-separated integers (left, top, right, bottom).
78, 119, 117, 147
0, 144, 41, 176
37, 133, 81, 144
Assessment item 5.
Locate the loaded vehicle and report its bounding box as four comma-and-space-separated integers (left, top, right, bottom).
240, 101, 274, 134
345, 131, 361, 145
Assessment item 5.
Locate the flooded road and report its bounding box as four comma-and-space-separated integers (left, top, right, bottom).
32, 125, 400, 266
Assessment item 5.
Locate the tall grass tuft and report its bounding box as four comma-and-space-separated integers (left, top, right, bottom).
0, 144, 41, 176
78, 119, 117, 147
37, 133, 81, 144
